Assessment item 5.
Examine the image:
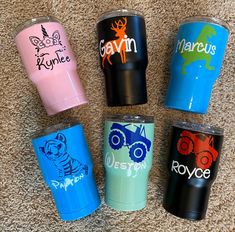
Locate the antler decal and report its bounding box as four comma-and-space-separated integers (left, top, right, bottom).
111, 17, 127, 31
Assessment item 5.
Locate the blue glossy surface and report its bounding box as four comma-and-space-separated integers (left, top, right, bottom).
32, 124, 100, 221
165, 21, 229, 113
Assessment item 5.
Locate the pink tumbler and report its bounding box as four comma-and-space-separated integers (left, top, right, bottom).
14, 16, 88, 115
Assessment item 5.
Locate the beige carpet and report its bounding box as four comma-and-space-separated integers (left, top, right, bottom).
0, 0, 235, 231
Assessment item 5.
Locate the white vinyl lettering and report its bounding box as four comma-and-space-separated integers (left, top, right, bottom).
171, 160, 211, 179
175, 39, 216, 56
51, 173, 85, 191
105, 152, 146, 178
99, 36, 137, 58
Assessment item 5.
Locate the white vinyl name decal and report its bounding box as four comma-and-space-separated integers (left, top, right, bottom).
171, 160, 210, 179
51, 173, 85, 191
105, 152, 146, 178
175, 39, 216, 56
99, 36, 137, 57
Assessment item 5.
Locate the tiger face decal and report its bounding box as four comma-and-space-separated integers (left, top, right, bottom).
40, 133, 88, 180
40, 133, 67, 161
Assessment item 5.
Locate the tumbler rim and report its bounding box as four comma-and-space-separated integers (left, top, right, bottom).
14, 16, 59, 38
182, 15, 230, 31
97, 9, 144, 24
105, 114, 154, 123
173, 121, 224, 135
31, 119, 80, 139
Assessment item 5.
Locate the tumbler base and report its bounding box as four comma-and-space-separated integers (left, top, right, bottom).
165, 103, 208, 114
163, 203, 205, 221
46, 95, 88, 116
105, 198, 146, 211
59, 199, 101, 221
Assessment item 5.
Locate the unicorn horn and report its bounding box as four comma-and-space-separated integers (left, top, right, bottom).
41, 25, 49, 38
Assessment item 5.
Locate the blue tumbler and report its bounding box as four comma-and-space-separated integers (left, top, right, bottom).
165, 16, 230, 114
32, 121, 101, 221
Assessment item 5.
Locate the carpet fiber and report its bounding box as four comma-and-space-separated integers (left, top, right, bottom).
0, 0, 235, 231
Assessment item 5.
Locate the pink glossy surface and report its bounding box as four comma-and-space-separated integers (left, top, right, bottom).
15, 21, 88, 115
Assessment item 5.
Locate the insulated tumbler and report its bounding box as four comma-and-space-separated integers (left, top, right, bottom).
32, 121, 100, 221
103, 115, 154, 211
165, 16, 229, 113
15, 16, 88, 115
163, 121, 224, 220
97, 9, 148, 106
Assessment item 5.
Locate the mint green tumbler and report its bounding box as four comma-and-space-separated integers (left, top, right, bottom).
103, 114, 155, 211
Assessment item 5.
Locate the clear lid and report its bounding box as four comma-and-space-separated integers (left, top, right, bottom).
14, 16, 59, 38
105, 114, 154, 123
173, 121, 224, 135
97, 9, 144, 23
182, 16, 230, 32
32, 118, 80, 139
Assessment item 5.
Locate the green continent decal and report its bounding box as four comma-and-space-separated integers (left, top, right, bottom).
176, 25, 217, 75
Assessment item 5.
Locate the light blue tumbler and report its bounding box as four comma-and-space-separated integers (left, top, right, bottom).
32, 121, 100, 221
165, 16, 229, 114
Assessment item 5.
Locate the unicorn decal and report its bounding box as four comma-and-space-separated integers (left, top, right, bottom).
28, 25, 70, 70
29, 25, 62, 55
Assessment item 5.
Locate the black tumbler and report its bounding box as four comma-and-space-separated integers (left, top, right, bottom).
97, 9, 148, 106
163, 121, 224, 220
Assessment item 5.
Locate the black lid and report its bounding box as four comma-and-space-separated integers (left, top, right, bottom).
163, 175, 211, 220
104, 67, 147, 106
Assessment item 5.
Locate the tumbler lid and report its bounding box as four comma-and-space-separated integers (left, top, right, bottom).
163, 175, 211, 220
97, 9, 144, 23
31, 118, 81, 139
14, 16, 59, 38
173, 121, 224, 135
105, 114, 154, 123
182, 16, 230, 31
